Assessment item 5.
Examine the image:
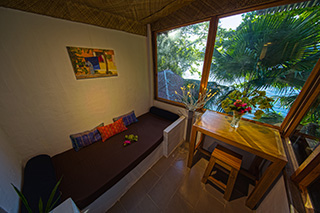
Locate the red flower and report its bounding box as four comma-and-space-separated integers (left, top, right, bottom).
232, 100, 251, 114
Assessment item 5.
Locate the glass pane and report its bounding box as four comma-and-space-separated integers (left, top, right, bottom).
206, 1, 320, 125
157, 21, 209, 102
289, 94, 320, 165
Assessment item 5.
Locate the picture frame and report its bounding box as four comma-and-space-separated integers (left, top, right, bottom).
66, 46, 118, 79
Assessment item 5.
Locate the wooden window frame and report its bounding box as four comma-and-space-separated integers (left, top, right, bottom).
281, 59, 320, 137
282, 59, 320, 212
152, 0, 312, 128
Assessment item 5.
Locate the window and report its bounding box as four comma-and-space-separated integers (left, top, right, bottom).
155, 0, 320, 127
289, 92, 320, 212
290, 95, 320, 165
206, 3, 320, 125
156, 21, 209, 103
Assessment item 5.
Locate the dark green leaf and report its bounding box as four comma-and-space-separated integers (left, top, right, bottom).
45, 177, 63, 212
11, 184, 33, 213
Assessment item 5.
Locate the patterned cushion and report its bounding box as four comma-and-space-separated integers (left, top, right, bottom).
70, 123, 104, 151
113, 110, 138, 126
98, 118, 127, 142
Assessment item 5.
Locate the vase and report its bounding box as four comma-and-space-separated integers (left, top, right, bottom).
185, 110, 195, 142
230, 111, 243, 128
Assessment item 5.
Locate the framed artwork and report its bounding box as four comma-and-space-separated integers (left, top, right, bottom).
66, 46, 118, 79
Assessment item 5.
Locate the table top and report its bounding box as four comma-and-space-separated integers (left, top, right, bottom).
193, 110, 287, 162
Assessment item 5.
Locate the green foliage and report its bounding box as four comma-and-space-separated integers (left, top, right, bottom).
257, 111, 285, 125
123, 134, 138, 146
157, 22, 209, 76
212, 4, 320, 123
211, 7, 320, 92
125, 134, 138, 142
156, 2, 320, 124
300, 96, 320, 126
12, 184, 32, 213
12, 177, 62, 213
221, 90, 274, 119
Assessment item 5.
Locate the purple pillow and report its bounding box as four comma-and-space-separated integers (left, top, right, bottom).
113, 111, 138, 126
70, 123, 103, 151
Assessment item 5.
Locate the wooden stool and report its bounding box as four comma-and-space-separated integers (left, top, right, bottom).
201, 145, 242, 201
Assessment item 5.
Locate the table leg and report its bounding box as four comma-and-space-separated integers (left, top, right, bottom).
245, 159, 287, 209
248, 156, 264, 180
187, 127, 198, 168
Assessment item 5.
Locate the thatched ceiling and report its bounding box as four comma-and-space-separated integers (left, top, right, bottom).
0, 0, 305, 36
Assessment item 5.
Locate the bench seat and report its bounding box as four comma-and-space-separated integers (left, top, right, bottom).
51, 112, 174, 209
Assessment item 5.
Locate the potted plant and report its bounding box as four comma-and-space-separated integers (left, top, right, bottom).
221, 90, 274, 128
11, 177, 62, 213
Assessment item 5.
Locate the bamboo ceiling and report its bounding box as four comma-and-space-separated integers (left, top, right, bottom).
0, 0, 307, 36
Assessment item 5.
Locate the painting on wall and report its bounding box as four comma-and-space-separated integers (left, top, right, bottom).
66, 46, 118, 79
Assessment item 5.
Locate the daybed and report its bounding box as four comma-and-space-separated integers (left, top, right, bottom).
21, 107, 185, 212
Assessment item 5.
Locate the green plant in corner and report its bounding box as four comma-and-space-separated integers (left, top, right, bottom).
11, 177, 62, 213
221, 90, 274, 119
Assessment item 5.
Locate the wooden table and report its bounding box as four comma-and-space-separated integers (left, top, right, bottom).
187, 110, 287, 209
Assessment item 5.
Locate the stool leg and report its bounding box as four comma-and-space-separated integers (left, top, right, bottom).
201, 157, 216, 184
224, 168, 239, 201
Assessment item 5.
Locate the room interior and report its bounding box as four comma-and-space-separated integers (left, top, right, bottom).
0, 0, 319, 212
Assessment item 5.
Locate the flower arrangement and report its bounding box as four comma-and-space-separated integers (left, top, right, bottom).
123, 134, 138, 146
231, 99, 252, 114
175, 84, 217, 111
221, 90, 274, 119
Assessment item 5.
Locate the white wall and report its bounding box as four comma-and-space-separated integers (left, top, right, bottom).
0, 8, 151, 163
0, 127, 21, 213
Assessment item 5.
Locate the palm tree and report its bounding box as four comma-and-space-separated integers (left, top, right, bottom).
210, 4, 320, 121
157, 22, 209, 77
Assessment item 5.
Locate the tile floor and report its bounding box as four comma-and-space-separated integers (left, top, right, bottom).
107, 142, 254, 213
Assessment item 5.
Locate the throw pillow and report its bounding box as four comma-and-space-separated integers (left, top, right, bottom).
113, 110, 138, 126
70, 123, 104, 151
98, 118, 127, 142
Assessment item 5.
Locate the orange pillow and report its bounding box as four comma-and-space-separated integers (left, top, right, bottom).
97, 118, 127, 142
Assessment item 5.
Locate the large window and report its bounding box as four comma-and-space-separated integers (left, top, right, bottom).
155, 1, 320, 127
156, 21, 209, 102
206, 4, 320, 125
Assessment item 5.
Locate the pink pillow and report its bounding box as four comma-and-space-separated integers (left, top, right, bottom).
97, 118, 127, 142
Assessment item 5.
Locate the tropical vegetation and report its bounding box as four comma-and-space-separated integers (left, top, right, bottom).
221, 90, 274, 119
12, 177, 62, 213
157, 1, 320, 125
